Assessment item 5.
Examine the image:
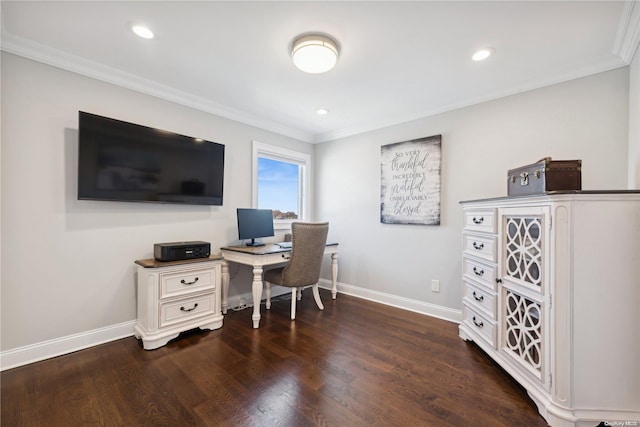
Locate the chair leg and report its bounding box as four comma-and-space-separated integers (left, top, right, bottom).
297, 287, 302, 300
312, 284, 324, 310
265, 282, 271, 310
290, 287, 297, 320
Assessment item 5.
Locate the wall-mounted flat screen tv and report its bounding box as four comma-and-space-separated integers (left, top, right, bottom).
78, 111, 225, 206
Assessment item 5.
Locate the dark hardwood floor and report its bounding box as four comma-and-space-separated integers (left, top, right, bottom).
2, 290, 548, 426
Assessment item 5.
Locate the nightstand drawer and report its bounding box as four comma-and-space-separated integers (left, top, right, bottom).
463, 233, 497, 262
462, 303, 497, 348
463, 209, 497, 233
463, 257, 498, 291
159, 293, 215, 328
160, 267, 216, 299
463, 280, 497, 319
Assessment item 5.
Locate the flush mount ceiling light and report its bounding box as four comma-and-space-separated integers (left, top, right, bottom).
472, 47, 495, 61
132, 25, 154, 39
292, 34, 339, 74
316, 108, 329, 115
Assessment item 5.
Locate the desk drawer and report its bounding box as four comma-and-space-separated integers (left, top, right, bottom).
159, 292, 215, 328
261, 252, 291, 265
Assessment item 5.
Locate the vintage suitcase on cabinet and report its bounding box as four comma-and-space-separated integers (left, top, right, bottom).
507, 157, 581, 196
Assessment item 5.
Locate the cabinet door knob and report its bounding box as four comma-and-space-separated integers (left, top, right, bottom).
496, 278, 503, 284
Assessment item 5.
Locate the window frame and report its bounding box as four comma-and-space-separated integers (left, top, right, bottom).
252, 141, 311, 230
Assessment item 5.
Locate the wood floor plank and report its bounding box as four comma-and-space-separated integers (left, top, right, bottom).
1, 290, 548, 426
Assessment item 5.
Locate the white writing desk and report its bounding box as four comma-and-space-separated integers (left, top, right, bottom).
220, 243, 339, 328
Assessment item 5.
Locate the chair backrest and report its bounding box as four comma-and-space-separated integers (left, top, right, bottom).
281, 222, 329, 287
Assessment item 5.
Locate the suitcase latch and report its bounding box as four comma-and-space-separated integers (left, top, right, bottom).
518, 170, 541, 186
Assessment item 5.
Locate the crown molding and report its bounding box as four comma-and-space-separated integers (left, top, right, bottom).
2, 18, 633, 146
0, 31, 315, 143
613, 1, 640, 63
314, 55, 628, 143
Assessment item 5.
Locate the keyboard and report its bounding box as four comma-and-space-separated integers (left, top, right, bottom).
277, 242, 292, 249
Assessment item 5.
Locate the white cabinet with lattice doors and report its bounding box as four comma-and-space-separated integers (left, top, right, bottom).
459, 192, 640, 427
500, 207, 549, 390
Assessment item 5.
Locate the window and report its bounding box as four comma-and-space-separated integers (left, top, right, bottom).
252, 141, 311, 229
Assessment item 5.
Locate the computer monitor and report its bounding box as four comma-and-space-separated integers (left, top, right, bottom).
237, 208, 274, 246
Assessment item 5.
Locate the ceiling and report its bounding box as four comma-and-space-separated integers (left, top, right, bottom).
2, 1, 639, 143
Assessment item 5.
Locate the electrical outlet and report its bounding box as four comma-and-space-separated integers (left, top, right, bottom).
431, 279, 440, 293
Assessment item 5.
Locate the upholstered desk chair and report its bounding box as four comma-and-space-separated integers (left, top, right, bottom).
263, 222, 329, 320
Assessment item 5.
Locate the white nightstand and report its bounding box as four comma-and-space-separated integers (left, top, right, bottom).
134, 256, 224, 350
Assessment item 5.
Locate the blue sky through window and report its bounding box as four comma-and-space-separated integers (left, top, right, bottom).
257, 157, 299, 215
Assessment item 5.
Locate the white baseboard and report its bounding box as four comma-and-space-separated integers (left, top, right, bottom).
318, 278, 462, 324
1, 282, 460, 371
226, 281, 461, 325
1, 320, 136, 371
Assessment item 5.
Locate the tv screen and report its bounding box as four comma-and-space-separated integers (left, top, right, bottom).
237, 208, 274, 246
78, 111, 225, 205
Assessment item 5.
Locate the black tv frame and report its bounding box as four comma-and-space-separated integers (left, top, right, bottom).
77, 111, 225, 206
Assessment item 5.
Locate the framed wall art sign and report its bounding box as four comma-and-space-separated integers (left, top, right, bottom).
380, 135, 441, 225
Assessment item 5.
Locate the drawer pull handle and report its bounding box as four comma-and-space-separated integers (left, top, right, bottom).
281, 254, 291, 259
472, 316, 484, 328
180, 277, 199, 285
472, 291, 484, 302
473, 266, 484, 276
472, 216, 484, 224
472, 242, 484, 250
180, 303, 199, 312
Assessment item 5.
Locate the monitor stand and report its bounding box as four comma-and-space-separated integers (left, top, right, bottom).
245, 238, 265, 247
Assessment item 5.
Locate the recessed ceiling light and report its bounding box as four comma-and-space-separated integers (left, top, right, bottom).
292, 34, 339, 74
132, 25, 154, 39
472, 48, 494, 61
316, 108, 329, 115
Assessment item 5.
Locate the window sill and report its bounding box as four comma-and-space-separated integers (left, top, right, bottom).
273, 218, 305, 231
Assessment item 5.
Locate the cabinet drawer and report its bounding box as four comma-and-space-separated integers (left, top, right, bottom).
462, 303, 497, 348
463, 257, 498, 291
463, 233, 497, 262
159, 293, 215, 328
463, 280, 497, 319
463, 209, 497, 233
160, 267, 215, 299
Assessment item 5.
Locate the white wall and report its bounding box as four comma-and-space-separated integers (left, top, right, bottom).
629, 46, 640, 189
1, 50, 632, 364
0, 53, 312, 352
315, 68, 630, 315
